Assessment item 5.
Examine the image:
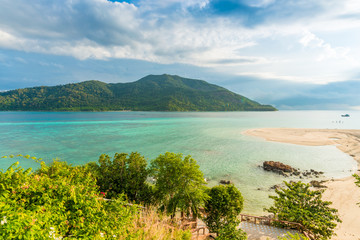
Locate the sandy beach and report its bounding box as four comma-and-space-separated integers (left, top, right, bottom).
244, 128, 360, 240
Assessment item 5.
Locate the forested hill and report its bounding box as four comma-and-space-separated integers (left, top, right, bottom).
0, 74, 277, 111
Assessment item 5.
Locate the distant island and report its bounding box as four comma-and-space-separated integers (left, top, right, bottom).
0, 74, 276, 111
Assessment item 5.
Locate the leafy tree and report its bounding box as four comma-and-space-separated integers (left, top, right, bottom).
0, 158, 139, 239
204, 184, 245, 238
216, 221, 247, 240
0, 155, 192, 239
88, 152, 151, 204
150, 152, 208, 218
266, 181, 341, 240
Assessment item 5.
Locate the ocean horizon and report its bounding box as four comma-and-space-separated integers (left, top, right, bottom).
1, 110, 358, 215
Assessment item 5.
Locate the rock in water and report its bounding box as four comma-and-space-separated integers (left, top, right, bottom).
219, 180, 232, 185
263, 161, 295, 173
310, 180, 327, 188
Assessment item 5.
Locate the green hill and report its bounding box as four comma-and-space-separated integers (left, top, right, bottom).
0, 74, 277, 111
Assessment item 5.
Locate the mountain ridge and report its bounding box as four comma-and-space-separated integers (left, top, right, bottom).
0, 74, 277, 111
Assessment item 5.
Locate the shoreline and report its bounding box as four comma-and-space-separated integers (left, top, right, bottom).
243, 128, 360, 240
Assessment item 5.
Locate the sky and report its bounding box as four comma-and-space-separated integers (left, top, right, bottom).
1, 0, 360, 109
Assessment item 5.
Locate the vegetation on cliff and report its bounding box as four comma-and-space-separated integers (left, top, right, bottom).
0, 153, 246, 239
0, 74, 277, 111
1, 153, 344, 240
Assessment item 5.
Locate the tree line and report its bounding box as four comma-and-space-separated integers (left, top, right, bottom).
0, 152, 349, 239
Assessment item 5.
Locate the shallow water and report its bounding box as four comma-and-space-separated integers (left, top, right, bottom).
0, 111, 358, 214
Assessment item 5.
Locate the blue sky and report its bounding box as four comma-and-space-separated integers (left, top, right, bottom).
1, 0, 360, 109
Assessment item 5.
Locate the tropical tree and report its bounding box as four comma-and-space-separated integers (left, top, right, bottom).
150, 152, 208, 218
88, 152, 151, 203
0, 157, 139, 239
204, 184, 246, 239
0, 155, 192, 239
266, 181, 341, 240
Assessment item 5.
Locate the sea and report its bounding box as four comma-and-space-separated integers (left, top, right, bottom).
0, 110, 359, 215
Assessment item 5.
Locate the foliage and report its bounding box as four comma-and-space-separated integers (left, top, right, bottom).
0, 159, 139, 239
355, 174, 360, 206
204, 184, 245, 237
87, 152, 152, 204
0, 155, 192, 239
266, 181, 341, 240
278, 232, 309, 240
133, 208, 192, 240
150, 152, 208, 218
0, 74, 277, 111
354, 174, 360, 188
216, 221, 247, 240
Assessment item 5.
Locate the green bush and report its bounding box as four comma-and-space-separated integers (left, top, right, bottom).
87, 152, 152, 204
150, 152, 208, 218
266, 181, 341, 240
217, 222, 247, 240
278, 232, 309, 240
0, 159, 139, 239
0, 154, 197, 239
204, 184, 246, 239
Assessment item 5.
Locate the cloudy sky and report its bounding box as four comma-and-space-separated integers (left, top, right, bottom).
1, 0, 360, 109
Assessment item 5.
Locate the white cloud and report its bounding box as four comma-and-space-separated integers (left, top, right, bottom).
1, 0, 360, 85
245, 0, 275, 8
135, 0, 209, 10
299, 30, 350, 61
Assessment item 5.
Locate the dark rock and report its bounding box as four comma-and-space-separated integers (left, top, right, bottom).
302, 172, 308, 177
219, 180, 232, 185
310, 180, 327, 188
270, 184, 280, 190
263, 161, 295, 175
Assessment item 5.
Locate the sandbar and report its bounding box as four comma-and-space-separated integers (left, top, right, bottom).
243, 128, 360, 240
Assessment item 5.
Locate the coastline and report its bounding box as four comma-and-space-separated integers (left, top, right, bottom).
243, 128, 360, 240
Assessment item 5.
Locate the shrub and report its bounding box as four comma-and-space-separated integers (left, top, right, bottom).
266, 181, 341, 240
150, 152, 208, 218
133, 208, 192, 240
278, 232, 309, 240
88, 152, 152, 204
216, 221, 247, 240
0, 159, 140, 239
0, 155, 194, 239
204, 184, 246, 239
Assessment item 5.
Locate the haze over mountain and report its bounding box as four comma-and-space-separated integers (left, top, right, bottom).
0, 74, 276, 111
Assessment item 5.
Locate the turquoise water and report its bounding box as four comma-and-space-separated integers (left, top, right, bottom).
0, 111, 359, 214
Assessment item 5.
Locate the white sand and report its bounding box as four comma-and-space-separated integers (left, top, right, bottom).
243, 128, 360, 240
